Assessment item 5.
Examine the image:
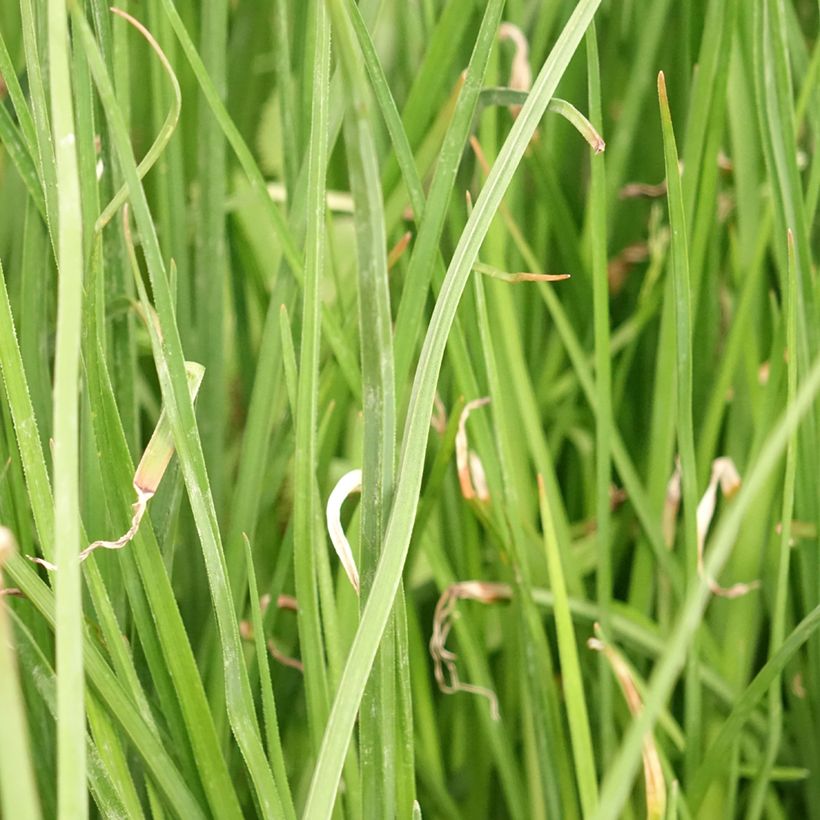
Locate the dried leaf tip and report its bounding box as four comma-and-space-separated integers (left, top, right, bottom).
696, 456, 759, 599
326, 469, 363, 593
456, 398, 491, 501
0, 525, 15, 567
474, 261, 570, 283
80, 361, 205, 565
35, 362, 206, 571
430, 581, 512, 719
0, 527, 19, 595
431, 393, 448, 434
589, 625, 667, 820
387, 231, 413, 270
499, 22, 531, 117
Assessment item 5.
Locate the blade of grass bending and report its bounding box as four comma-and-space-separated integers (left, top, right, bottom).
73, 14, 283, 817
145, 0, 192, 345
80, 358, 204, 564
658, 71, 704, 782
538, 478, 599, 814
48, 0, 87, 812
592, 350, 820, 820
291, 0, 333, 761
303, 3, 604, 815
243, 537, 296, 820
585, 22, 614, 764
392, 0, 505, 394
0, 528, 41, 820
94, 8, 181, 232
331, 0, 401, 813
475, 91, 606, 153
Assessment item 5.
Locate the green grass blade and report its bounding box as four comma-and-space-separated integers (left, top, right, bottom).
0, 530, 42, 820
746, 231, 800, 819
193, 0, 228, 517
243, 537, 296, 820
94, 8, 182, 233
47, 0, 87, 812
330, 0, 401, 812
19, 0, 58, 237
0, 103, 46, 219
585, 22, 614, 763
291, 0, 333, 760
688, 600, 820, 812
658, 70, 702, 781
538, 478, 599, 814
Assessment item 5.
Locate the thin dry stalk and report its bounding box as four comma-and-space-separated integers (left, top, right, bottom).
588, 625, 667, 820
387, 231, 413, 270
429, 580, 512, 719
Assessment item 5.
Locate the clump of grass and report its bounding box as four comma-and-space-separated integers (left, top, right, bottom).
0, 1, 818, 818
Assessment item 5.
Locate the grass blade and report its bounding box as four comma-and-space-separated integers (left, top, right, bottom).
47, 0, 87, 812
0, 528, 41, 820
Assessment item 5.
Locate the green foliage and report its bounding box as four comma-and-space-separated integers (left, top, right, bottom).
0, 1, 817, 818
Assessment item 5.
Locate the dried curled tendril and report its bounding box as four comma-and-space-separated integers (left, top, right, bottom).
28, 362, 204, 571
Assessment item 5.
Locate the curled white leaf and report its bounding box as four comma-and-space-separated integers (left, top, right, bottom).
326, 469, 362, 594
456, 398, 491, 501
468, 452, 490, 503
499, 22, 531, 116
696, 457, 757, 598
